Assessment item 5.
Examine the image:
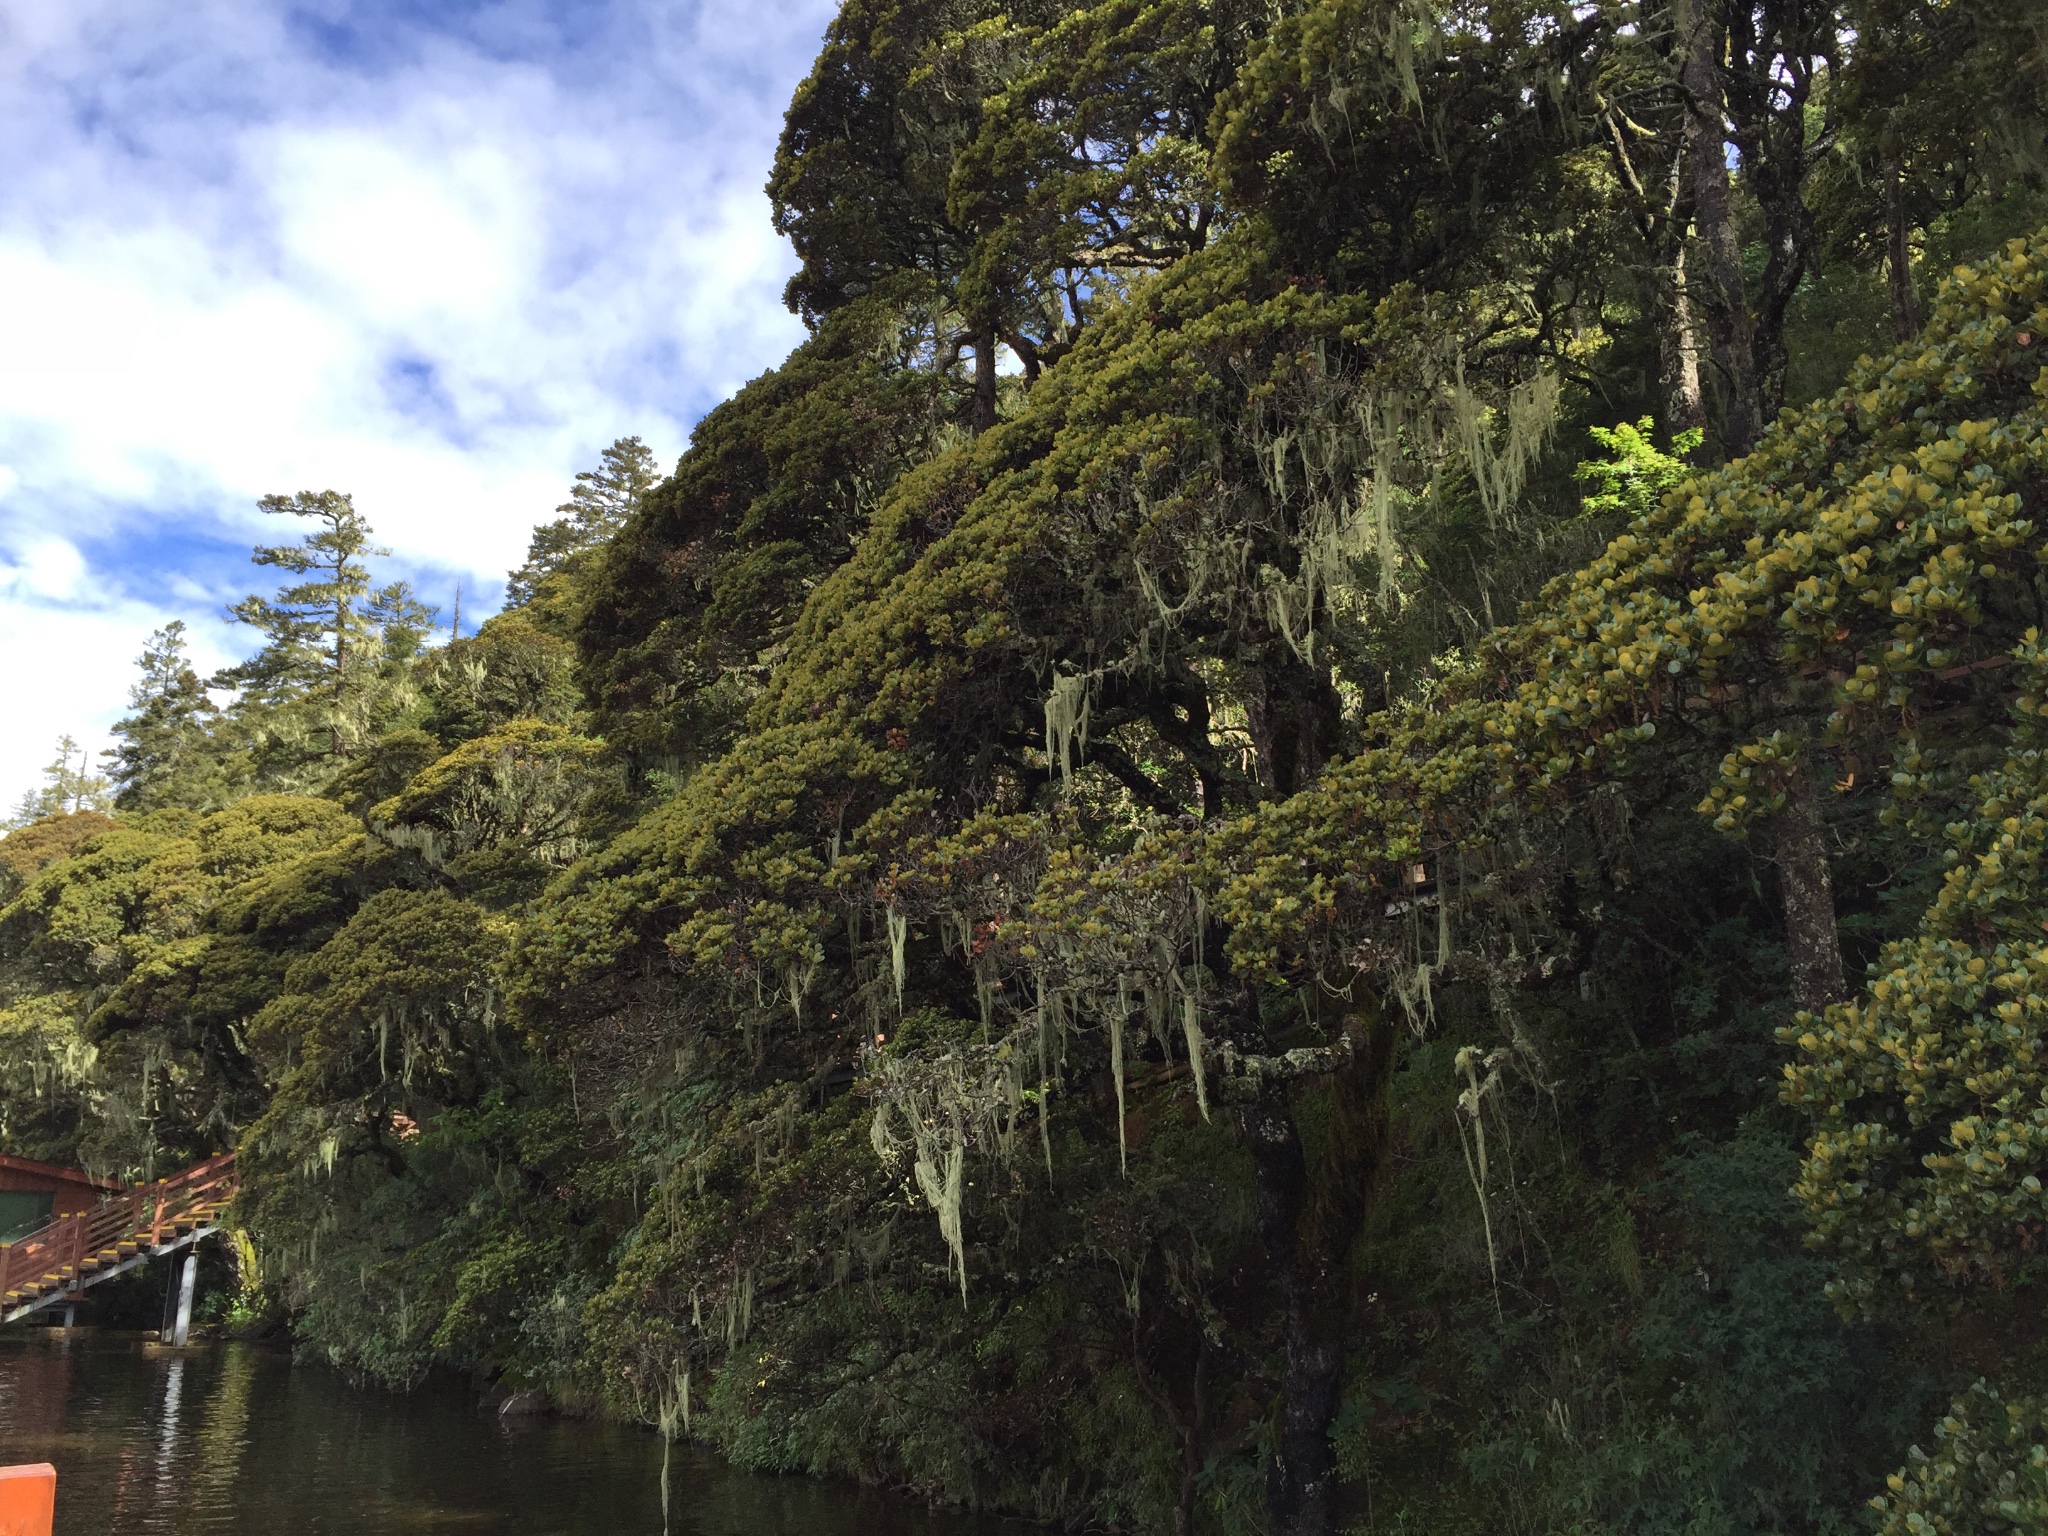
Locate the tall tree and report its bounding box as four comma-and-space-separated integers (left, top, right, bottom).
1590, 0, 1709, 438
505, 437, 661, 610
1819, 0, 2048, 340
770, 0, 1070, 433
104, 622, 229, 812
1671, 0, 1842, 453
945, 0, 1275, 391
215, 491, 426, 783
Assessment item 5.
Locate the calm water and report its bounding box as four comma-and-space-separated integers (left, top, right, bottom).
0, 1330, 1018, 1535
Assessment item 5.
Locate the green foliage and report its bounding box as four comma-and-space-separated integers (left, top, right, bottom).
105, 623, 233, 812
239, 887, 526, 1381
505, 435, 660, 615
415, 612, 580, 743
0, 794, 363, 1172
1574, 418, 1703, 523
1786, 632, 2048, 1311
369, 721, 607, 907
322, 730, 445, 817
216, 490, 435, 787
0, 811, 115, 902
6, 735, 112, 826
1871, 1382, 2048, 1536
9, 8, 2048, 1531
573, 297, 957, 773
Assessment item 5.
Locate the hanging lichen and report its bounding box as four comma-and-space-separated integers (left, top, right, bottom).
1359, 397, 1405, 601
1386, 949, 1436, 1033
919, 1133, 968, 1299
1043, 672, 1092, 791
653, 1363, 691, 1536
866, 1024, 1031, 1301
887, 904, 908, 1010
1181, 988, 1209, 1121
1453, 1044, 1505, 1315
784, 947, 820, 1027
1035, 1008, 1054, 1179
1450, 365, 1562, 528
1110, 987, 1130, 1176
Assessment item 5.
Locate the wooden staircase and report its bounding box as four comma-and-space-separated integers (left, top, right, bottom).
0, 1152, 237, 1325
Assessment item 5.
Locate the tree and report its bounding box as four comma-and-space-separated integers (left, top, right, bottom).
505, 437, 661, 610
0, 808, 115, 902
103, 621, 230, 812
5, 3, 2048, 1529
948, 0, 1275, 370
1584, 0, 1711, 438
573, 309, 954, 774
1820, 0, 2048, 340
216, 491, 426, 782
770, 0, 1074, 434
6, 735, 112, 827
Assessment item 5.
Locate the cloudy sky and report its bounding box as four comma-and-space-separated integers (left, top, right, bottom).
0, 0, 834, 808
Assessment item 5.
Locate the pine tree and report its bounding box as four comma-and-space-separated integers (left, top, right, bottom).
7, 734, 113, 827
215, 491, 426, 783
366, 581, 438, 666
103, 622, 229, 812
344, 580, 438, 745
505, 437, 658, 609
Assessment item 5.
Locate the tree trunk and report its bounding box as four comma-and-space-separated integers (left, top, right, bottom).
1591, 0, 1702, 445
331, 552, 354, 760
1716, 0, 1832, 428
332, 632, 349, 760
1239, 1010, 1395, 1536
1743, 141, 1817, 428
972, 325, 999, 435
1772, 770, 1845, 1014
1148, 660, 1226, 818
1681, 4, 1763, 457
1240, 1084, 1338, 1536
1883, 156, 1921, 342
1245, 652, 1345, 797
1657, 246, 1708, 443
1127, 1296, 1211, 1536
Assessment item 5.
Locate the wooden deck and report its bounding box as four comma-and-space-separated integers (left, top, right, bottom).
0, 1153, 237, 1326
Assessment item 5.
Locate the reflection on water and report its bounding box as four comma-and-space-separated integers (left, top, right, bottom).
0, 1332, 1015, 1536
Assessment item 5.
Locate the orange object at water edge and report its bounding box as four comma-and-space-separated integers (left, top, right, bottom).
0, 1463, 55, 1536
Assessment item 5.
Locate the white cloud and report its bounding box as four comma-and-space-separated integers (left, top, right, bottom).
0, 0, 835, 808
1, 536, 86, 602
0, 562, 243, 808
267, 127, 537, 321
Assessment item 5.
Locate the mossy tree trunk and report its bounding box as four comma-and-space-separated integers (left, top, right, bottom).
1238, 1006, 1396, 1536
1772, 769, 1846, 1013
1658, 250, 1709, 444
1682, 6, 1764, 456
1883, 154, 1921, 342
972, 323, 999, 435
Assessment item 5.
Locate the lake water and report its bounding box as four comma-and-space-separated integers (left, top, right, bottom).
0, 1330, 1019, 1535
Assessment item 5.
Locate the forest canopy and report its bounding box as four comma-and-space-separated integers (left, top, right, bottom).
5, 0, 2048, 1531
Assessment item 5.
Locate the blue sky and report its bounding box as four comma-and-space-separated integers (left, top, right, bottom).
0, 0, 835, 806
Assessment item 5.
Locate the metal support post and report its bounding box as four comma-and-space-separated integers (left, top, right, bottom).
160, 1252, 183, 1343
171, 1247, 197, 1347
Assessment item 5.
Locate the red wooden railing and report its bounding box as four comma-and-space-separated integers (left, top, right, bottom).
0, 1153, 237, 1316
